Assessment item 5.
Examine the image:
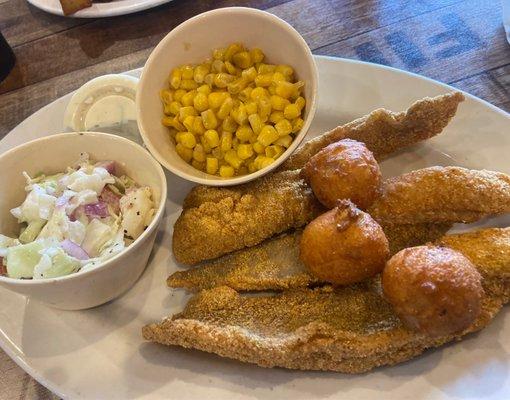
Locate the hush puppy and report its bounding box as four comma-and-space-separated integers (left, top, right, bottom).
382, 245, 484, 337
301, 139, 382, 209
299, 200, 389, 285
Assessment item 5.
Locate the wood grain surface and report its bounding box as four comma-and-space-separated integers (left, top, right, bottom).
0, 0, 509, 398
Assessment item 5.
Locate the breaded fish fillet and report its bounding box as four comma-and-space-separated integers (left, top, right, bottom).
144, 229, 510, 373
168, 223, 452, 291
369, 167, 510, 224
173, 170, 324, 265
280, 92, 465, 171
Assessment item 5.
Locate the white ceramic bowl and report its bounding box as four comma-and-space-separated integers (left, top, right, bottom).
0, 132, 167, 310
137, 7, 318, 186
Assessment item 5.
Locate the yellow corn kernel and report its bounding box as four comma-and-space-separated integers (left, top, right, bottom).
213, 47, 225, 60
232, 51, 253, 69
238, 87, 253, 102
291, 81, 305, 99
224, 61, 239, 76
192, 92, 208, 112
197, 84, 211, 95
248, 113, 263, 135
174, 89, 186, 102
253, 141, 265, 154
160, 89, 173, 104
222, 116, 238, 132
180, 132, 197, 149
170, 68, 182, 89
265, 145, 285, 159
179, 106, 197, 122
162, 116, 174, 127
191, 159, 205, 171
180, 79, 198, 90
220, 131, 233, 152
258, 96, 272, 122
183, 115, 195, 132
217, 97, 234, 120
237, 144, 254, 160
275, 81, 295, 99
255, 73, 273, 87
292, 117, 304, 133
206, 157, 219, 175
275, 134, 293, 148
270, 95, 290, 111
284, 103, 301, 119
272, 72, 287, 84
295, 96, 306, 110
254, 155, 275, 170
176, 143, 193, 163
227, 77, 249, 94
175, 131, 185, 143
248, 161, 257, 173
192, 116, 205, 135
257, 125, 279, 146
166, 101, 180, 115
192, 144, 206, 162
275, 118, 292, 136
257, 63, 276, 74
235, 125, 253, 142
268, 86, 276, 95
167, 115, 185, 131
224, 43, 243, 61
231, 104, 248, 125
219, 165, 235, 178
194, 63, 210, 83
244, 101, 258, 115
269, 111, 284, 124
211, 59, 226, 73
224, 149, 242, 169
248, 132, 258, 144
204, 129, 220, 148
250, 87, 268, 100
180, 90, 196, 107
204, 73, 215, 87
232, 137, 239, 151
241, 66, 257, 81
200, 136, 212, 153
201, 109, 218, 130
276, 64, 294, 78
250, 48, 265, 64
181, 65, 194, 80
208, 92, 229, 109
163, 103, 173, 116
214, 73, 235, 88
212, 147, 223, 160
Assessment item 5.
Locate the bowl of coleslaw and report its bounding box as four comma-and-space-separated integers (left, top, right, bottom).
0, 132, 167, 310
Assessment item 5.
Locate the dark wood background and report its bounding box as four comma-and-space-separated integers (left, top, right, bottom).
0, 0, 509, 398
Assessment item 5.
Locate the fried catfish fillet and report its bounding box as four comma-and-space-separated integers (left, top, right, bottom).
369, 167, 510, 224
280, 92, 465, 171
172, 170, 324, 265
144, 228, 510, 373
168, 223, 452, 292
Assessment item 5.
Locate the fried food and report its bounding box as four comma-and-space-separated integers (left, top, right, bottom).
382, 246, 483, 337
168, 223, 451, 292
300, 201, 389, 285
301, 139, 382, 209
173, 170, 323, 265
59, 0, 92, 15
369, 167, 510, 224
144, 228, 510, 372
280, 92, 465, 171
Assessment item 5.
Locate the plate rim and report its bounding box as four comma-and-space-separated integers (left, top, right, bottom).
1, 55, 509, 399
26, 0, 173, 18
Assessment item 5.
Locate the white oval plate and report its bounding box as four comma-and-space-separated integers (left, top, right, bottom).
26, 0, 173, 18
1, 56, 510, 400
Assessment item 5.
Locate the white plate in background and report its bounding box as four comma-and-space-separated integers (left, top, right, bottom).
0, 56, 509, 399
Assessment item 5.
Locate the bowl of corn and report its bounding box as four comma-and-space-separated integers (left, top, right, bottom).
136, 7, 318, 186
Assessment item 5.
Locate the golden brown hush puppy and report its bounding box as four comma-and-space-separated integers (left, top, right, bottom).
299, 200, 389, 285
382, 245, 484, 338
301, 139, 382, 210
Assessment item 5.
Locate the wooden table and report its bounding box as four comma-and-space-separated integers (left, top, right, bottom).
0, 0, 509, 398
